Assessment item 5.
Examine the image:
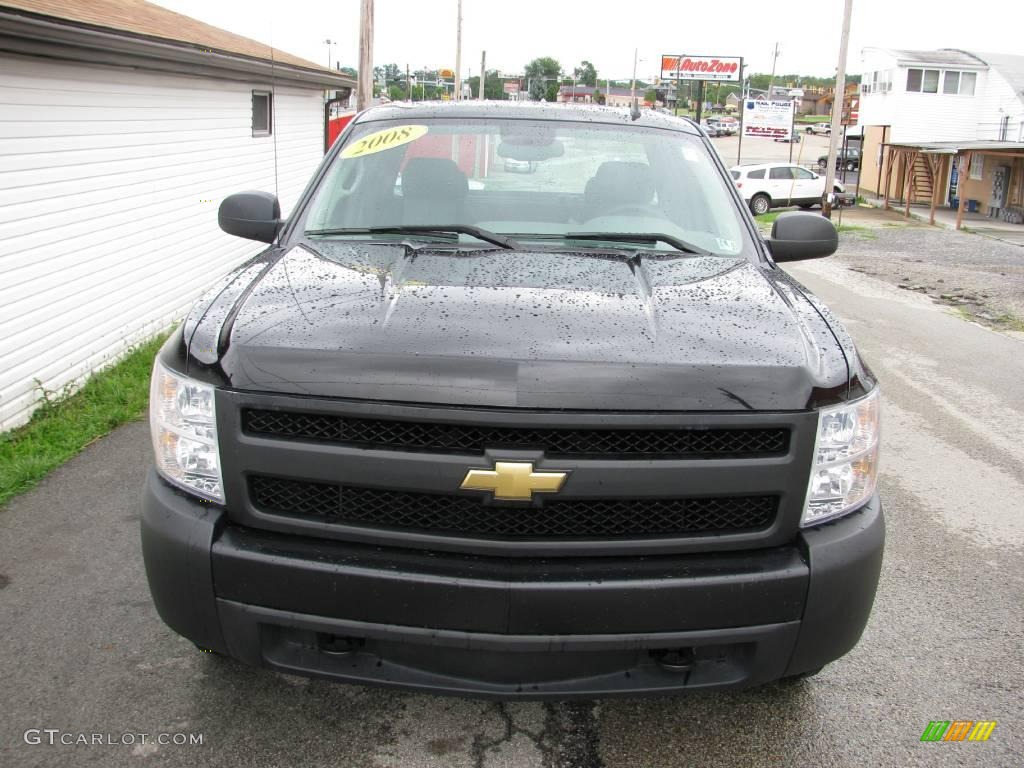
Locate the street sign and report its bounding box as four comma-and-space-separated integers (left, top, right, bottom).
660, 55, 741, 82
741, 99, 795, 140
438, 68, 455, 79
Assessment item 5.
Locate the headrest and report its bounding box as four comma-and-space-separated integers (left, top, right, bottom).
401, 158, 469, 198
586, 162, 656, 203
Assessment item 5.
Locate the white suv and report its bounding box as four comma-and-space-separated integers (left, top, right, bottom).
730, 162, 845, 216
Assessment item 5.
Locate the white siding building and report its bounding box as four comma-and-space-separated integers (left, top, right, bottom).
0, 0, 353, 430
857, 48, 1024, 143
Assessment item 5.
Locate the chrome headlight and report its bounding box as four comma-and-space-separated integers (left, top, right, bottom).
149, 359, 224, 503
802, 388, 880, 527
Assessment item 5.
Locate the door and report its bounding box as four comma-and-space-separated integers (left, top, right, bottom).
767, 166, 797, 205
792, 166, 822, 203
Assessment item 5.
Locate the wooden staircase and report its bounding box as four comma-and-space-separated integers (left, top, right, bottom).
910, 154, 934, 204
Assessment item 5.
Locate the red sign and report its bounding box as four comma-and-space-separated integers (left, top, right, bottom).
503, 81, 520, 94
661, 55, 742, 82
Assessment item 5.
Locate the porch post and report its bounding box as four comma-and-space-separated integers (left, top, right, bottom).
955, 152, 970, 230
882, 147, 894, 210
904, 150, 917, 218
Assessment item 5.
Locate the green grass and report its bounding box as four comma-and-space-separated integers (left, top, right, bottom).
837, 224, 877, 238
0, 333, 168, 508
754, 211, 783, 225
796, 115, 831, 123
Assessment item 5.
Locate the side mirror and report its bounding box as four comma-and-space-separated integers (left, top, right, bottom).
767, 212, 838, 262
218, 191, 282, 243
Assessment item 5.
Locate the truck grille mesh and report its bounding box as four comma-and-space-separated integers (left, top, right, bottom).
243, 409, 789, 458
249, 476, 777, 538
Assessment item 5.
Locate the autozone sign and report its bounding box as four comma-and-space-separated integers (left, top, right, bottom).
661, 55, 742, 82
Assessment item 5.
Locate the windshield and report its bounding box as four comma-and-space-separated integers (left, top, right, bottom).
301, 117, 754, 258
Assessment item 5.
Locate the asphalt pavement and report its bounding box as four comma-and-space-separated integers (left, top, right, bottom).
1, 237, 1022, 767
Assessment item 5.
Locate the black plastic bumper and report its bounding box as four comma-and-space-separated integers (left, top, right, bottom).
141, 469, 884, 698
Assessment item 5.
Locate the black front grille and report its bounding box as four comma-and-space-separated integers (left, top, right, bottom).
249, 476, 777, 539
243, 409, 789, 459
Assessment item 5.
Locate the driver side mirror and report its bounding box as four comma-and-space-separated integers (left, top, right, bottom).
766, 212, 838, 262
218, 191, 282, 243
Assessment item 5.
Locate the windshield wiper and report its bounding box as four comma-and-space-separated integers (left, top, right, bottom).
304, 225, 520, 250
559, 232, 711, 255
514, 232, 711, 256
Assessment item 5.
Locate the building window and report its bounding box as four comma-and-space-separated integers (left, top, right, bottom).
907, 68, 974, 95
969, 154, 984, 180
252, 90, 272, 137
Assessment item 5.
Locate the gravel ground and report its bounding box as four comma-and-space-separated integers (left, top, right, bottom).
821, 210, 1024, 332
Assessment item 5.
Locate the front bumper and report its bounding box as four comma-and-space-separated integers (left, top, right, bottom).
142, 469, 884, 698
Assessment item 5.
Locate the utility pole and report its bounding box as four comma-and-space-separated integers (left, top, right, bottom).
356, 0, 373, 111
454, 0, 463, 100
630, 48, 638, 105
406, 63, 411, 101
822, 0, 853, 219
323, 39, 334, 69
767, 42, 780, 99
479, 50, 486, 99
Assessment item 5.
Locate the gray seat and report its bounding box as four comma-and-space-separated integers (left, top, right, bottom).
582, 161, 656, 220
401, 158, 469, 225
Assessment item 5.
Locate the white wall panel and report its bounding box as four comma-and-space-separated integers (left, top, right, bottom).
0, 54, 327, 430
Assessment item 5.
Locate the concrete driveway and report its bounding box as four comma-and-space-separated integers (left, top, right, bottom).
1, 240, 1021, 767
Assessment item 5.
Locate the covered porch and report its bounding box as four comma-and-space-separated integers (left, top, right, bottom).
879, 141, 1024, 230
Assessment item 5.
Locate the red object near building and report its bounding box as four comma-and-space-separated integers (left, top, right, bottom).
327, 112, 356, 151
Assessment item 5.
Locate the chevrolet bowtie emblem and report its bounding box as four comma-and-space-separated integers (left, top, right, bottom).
460, 461, 569, 501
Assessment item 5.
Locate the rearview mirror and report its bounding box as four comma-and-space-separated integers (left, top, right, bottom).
218, 191, 282, 243
767, 212, 838, 262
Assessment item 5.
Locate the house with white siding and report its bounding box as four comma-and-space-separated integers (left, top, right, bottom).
855, 48, 1024, 224
0, 0, 354, 430
857, 48, 1024, 144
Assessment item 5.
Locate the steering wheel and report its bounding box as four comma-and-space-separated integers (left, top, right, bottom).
588, 203, 661, 220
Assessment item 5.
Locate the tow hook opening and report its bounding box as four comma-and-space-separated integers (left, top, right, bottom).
650, 647, 696, 672
316, 633, 366, 656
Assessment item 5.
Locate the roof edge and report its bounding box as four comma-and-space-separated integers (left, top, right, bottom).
0, 7, 355, 89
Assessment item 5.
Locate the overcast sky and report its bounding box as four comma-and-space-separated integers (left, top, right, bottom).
153, 0, 1022, 80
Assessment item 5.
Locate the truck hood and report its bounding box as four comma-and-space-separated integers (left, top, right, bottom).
191, 242, 850, 411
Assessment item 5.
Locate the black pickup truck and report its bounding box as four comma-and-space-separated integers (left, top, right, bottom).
142, 102, 883, 698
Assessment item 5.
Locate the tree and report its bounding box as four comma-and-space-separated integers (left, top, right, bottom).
574, 60, 597, 87
525, 57, 561, 101
644, 89, 657, 104
468, 69, 506, 100
374, 63, 402, 86
593, 89, 605, 105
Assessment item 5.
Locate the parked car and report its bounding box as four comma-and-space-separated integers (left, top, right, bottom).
143, 103, 881, 698
819, 147, 861, 171
773, 132, 801, 143
804, 123, 832, 135
717, 117, 739, 135
730, 162, 846, 215
503, 158, 537, 173
701, 118, 727, 137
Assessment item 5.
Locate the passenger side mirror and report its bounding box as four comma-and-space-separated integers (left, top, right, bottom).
218, 191, 282, 243
766, 212, 838, 262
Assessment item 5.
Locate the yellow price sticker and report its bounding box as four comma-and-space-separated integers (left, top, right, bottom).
340, 125, 428, 158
